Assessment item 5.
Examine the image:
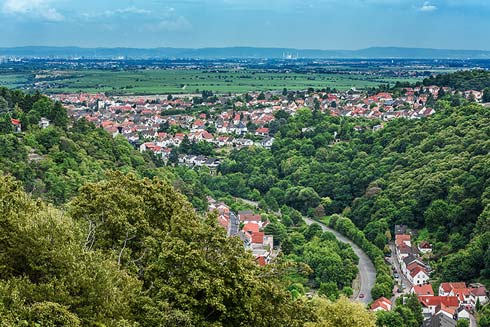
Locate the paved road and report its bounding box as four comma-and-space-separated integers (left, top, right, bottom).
389, 242, 412, 306
470, 314, 477, 327
304, 217, 377, 305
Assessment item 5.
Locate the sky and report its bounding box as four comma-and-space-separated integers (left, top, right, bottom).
0, 0, 489, 50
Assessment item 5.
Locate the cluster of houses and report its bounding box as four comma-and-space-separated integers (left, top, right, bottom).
413, 282, 488, 326
394, 226, 432, 287
207, 197, 276, 266
370, 225, 489, 326
50, 84, 487, 163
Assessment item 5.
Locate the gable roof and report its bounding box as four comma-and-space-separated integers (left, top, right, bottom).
471, 286, 488, 297
422, 313, 456, 327
370, 297, 392, 311
410, 266, 428, 278
413, 284, 434, 296
395, 234, 411, 247
418, 296, 459, 308
440, 282, 467, 293
239, 213, 262, 222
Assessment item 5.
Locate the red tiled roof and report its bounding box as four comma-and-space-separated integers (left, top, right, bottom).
243, 222, 259, 234
413, 284, 434, 296
410, 266, 427, 278
370, 297, 392, 311
239, 213, 261, 222
256, 256, 267, 266
440, 282, 466, 293
418, 296, 459, 308
395, 234, 411, 247
251, 232, 264, 244
471, 286, 487, 297
453, 288, 471, 302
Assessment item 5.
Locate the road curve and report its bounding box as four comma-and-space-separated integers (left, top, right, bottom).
304, 217, 376, 305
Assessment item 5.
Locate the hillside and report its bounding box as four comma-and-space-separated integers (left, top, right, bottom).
423, 69, 490, 92
190, 94, 490, 288
0, 87, 386, 326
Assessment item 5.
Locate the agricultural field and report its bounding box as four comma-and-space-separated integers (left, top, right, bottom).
0, 73, 33, 89
0, 68, 420, 95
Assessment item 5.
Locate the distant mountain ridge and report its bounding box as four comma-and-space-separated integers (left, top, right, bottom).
1, 46, 490, 59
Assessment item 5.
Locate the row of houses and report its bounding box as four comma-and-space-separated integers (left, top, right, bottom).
383, 225, 489, 326
394, 228, 432, 287
207, 197, 276, 266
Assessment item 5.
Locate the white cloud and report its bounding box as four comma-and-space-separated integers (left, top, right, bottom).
148, 16, 192, 31
81, 7, 152, 19
2, 0, 64, 21
419, 1, 437, 11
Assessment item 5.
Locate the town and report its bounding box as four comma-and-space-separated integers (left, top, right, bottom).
50, 84, 485, 168
369, 225, 488, 327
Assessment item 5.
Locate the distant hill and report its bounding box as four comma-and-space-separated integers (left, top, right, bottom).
1, 46, 490, 59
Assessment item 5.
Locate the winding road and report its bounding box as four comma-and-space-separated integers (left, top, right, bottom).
304, 217, 376, 305
234, 198, 376, 304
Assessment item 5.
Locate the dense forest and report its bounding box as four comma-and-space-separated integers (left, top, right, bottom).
192, 93, 490, 289
1, 73, 489, 325
0, 87, 387, 326
423, 69, 490, 95
0, 169, 386, 326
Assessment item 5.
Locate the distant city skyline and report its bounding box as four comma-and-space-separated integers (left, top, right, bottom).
1, 0, 489, 50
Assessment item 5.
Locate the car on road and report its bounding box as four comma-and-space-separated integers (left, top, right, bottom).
359, 293, 365, 299
394, 273, 399, 278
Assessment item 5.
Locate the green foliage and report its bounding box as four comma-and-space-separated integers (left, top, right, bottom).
306, 296, 377, 327
376, 295, 423, 327
329, 215, 393, 299
281, 226, 359, 294
423, 69, 490, 90
0, 173, 337, 327
0, 175, 140, 326
483, 88, 490, 103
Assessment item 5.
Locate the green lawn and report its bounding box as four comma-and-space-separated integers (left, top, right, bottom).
0, 69, 421, 95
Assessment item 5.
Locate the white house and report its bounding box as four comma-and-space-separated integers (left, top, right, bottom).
470, 285, 489, 307
370, 297, 392, 312
456, 307, 471, 320
39, 117, 50, 129
409, 267, 430, 286
418, 241, 433, 254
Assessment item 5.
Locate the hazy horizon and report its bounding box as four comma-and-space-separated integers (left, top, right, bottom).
1, 0, 490, 51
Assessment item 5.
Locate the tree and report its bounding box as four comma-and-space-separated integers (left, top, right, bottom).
0, 114, 13, 133
304, 223, 323, 241
69, 172, 313, 326
306, 296, 376, 327
0, 96, 8, 112
0, 175, 140, 326
52, 101, 68, 129
319, 282, 340, 301
376, 311, 404, 327
456, 319, 469, 327
27, 302, 81, 327
483, 88, 490, 103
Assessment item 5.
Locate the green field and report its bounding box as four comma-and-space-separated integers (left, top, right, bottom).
0, 69, 420, 95
0, 73, 32, 89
